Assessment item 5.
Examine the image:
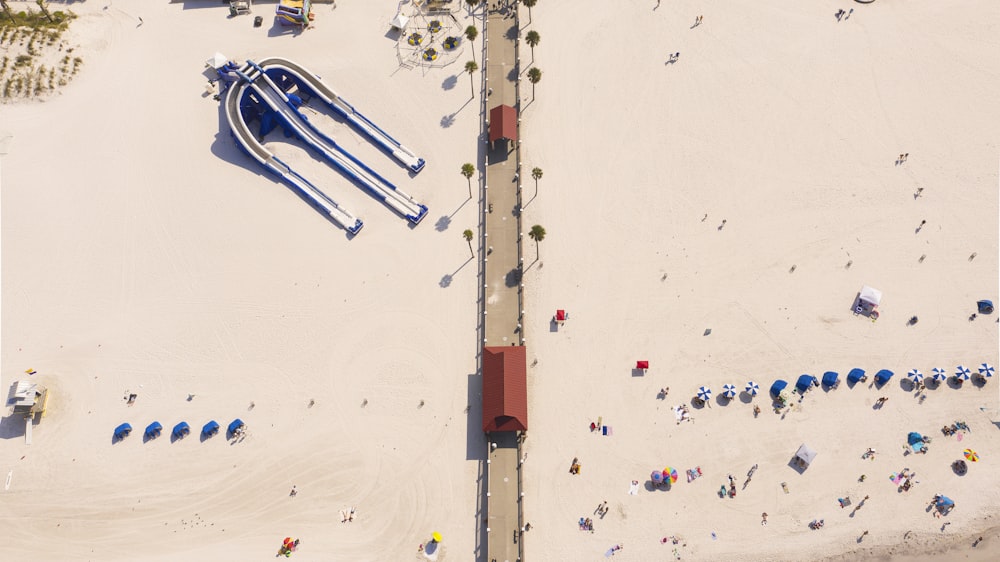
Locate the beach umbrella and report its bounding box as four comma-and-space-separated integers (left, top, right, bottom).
955, 366, 971, 381
979, 363, 994, 378
907, 369, 924, 384
932, 367, 947, 382
662, 467, 678, 484
651, 470, 664, 484
697, 386, 712, 402
874, 369, 894, 387
283, 537, 293, 546
431, 531, 443, 543
745, 381, 759, 396
796, 374, 817, 393
770, 379, 787, 397
822, 371, 839, 387
722, 384, 737, 399
846, 368, 866, 384
964, 449, 979, 462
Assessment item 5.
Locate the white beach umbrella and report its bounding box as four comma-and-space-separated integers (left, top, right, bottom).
907, 369, 924, 384
955, 365, 971, 381
932, 367, 947, 382
978, 363, 994, 378
697, 386, 712, 402
745, 381, 760, 396
722, 384, 737, 399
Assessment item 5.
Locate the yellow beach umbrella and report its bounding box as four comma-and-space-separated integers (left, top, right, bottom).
431, 531, 443, 543
964, 449, 979, 462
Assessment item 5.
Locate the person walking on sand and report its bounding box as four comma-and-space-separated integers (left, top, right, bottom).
761, 512, 768, 526
289, 485, 297, 497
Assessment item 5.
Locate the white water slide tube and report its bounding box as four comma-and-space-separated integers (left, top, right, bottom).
241, 61, 428, 224
258, 57, 426, 173
224, 74, 363, 235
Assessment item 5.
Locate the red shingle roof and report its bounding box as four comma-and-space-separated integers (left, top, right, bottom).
489, 105, 518, 143
482, 346, 528, 433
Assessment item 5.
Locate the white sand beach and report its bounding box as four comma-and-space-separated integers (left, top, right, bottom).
1, 1, 998, 561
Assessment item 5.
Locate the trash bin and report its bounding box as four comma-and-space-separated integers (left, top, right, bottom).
254, 15, 263, 27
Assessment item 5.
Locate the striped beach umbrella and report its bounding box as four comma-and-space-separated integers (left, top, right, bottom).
963, 448, 979, 462
979, 363, 994, 378
955, 365, 971, 381
697, 386, 712, 402
745, 381, 760, 396
662, 467, 678, 484
907, 369, 924, 384
932, 367, 947, 382
722, 384, 737, 399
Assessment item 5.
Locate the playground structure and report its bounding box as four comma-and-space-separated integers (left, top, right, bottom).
275, 0, 313, 27
393, 9, 464, 69
220, 56, 428, 227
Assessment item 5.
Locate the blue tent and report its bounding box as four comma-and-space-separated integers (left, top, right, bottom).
822, 371, 839, 387
936, 496, 955, 509
202, 420, 220, 437
770, 380, 788, 397
874, 369, 894, 386
228, 418, 245, 436
172, 422, 191, 439
847, 368, 866, 384
145, 421, 163, 439
977, 300, 994, 314
907, 432, 925, 445
114, 423, 132, 441
796, 374, 817, 393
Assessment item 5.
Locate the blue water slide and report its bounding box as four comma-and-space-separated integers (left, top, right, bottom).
258, 57, 426, 173
244, 61, 427, 224
223, 67, 363, 235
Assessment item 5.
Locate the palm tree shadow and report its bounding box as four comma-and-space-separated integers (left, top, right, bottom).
441, 257, 474, 287
435, 215, 452, 232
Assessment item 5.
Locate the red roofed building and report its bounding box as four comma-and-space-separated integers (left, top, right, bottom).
488, 104, 518, 146
482, 346, 528, 433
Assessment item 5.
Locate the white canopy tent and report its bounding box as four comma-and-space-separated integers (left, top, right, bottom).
390, 13, 409, 30
859, 285, 882, 307
206, 52, 229, 70
794, 444, 817, 469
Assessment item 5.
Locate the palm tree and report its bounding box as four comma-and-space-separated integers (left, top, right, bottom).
465, 0, 481, 16
526, 67, 542, 100
525, 30, 541, 63
461, 162, 475, 199
465, 60, 478, 98
465, 25, 479, 62
463, 229, 475, 258
531, 167, 543, 198
528, 224, 546, 262
1, 0, 17, 24
522, 0, 537, 24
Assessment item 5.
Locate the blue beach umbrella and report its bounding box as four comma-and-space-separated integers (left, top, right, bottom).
651, 470, 664, 484
697, 386, 712, 402
745, 381, 760, 396
955, 366, 971, 381
722, 384, 737, 399
978, 363, 994, 378
907, 369, 924, 384
932, 367, 947, 382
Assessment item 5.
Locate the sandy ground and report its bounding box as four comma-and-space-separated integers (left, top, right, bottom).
2, 1, 483, 560
0, 1, 998, 561
518, 0, 999, 561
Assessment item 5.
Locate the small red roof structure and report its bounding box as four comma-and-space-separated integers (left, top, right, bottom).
489, 104, 518, 143
636, 360, 649, 370
482, 346, 528, 433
